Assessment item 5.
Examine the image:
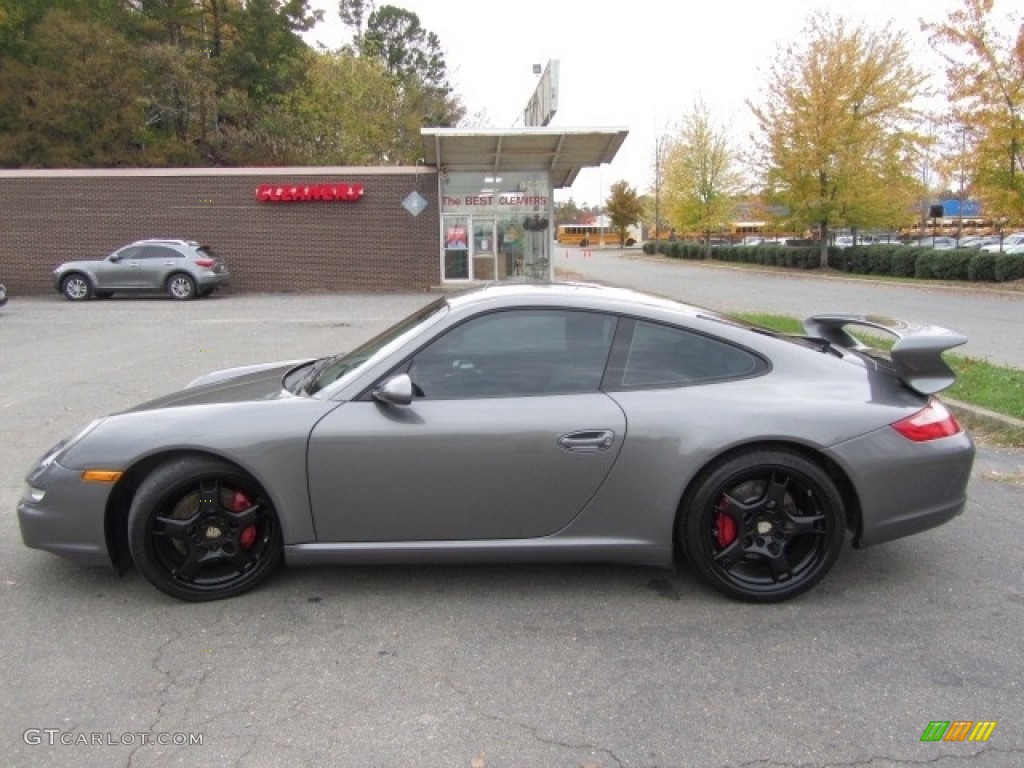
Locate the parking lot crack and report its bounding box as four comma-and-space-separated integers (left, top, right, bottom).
731, 744, 1024, 767
444, 676, 624, 767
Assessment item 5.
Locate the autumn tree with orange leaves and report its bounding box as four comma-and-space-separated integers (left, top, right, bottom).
923, 0, 1024, 228
748, 12, 929, 266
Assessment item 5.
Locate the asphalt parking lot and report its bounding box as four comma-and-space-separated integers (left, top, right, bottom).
1, 284, 1022, 768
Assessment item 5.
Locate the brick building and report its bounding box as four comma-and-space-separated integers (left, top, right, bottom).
0, 127, 626, 297
0, 167, 439, 296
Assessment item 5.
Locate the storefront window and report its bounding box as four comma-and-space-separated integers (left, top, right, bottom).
439, 172, 552, 282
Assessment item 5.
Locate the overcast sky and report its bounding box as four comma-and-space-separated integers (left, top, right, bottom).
304, 0, 1010, 206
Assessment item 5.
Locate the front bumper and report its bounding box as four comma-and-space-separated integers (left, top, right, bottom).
18, 461, 114, 567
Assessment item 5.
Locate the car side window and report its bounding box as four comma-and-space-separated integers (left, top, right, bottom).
115, 246, 144, 260
617, 320, 765, 388
140, 246, 182, 260
408, 309, 617, 399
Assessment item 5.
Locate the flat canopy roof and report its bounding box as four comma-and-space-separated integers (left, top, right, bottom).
421, 127, 628, 190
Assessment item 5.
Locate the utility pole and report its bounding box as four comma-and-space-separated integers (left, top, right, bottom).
654, 135, 661, 242
957, 126, 968, 247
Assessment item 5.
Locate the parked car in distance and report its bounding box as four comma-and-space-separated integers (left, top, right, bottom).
980, 233, 1024, 253
909, 236, 957, 250
740, 237, 792, 247
956, 235, 993, 249
834, 235, 876, 248
1004, 242, 1024, 255
52, 239, 230, 301
19, 282, 975, 604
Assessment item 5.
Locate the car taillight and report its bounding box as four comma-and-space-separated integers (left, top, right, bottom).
890, 399, 962, 442
194, 258, 214, 268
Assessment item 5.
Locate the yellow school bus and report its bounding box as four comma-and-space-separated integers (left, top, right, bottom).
556, 224, 637, 247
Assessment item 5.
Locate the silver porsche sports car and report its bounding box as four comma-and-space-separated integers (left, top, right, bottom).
18, 282, 975, 603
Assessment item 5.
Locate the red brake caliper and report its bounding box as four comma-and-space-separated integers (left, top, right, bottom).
230, 490, 257, 550
714, 497, 737, 549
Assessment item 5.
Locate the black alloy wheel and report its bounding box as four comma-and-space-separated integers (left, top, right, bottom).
128, 457, 283, 601
680, 450, 845, 603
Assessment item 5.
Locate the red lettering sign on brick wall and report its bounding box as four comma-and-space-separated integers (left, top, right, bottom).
255, 183, 365, 202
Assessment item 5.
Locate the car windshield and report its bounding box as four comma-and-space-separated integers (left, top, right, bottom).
304, 298, 449, 396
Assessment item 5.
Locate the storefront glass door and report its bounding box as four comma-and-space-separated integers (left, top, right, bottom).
472, 218, 496, 281
442, 216, 469, 280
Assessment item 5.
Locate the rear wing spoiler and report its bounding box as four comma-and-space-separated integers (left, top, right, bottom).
802, 315, 967, 395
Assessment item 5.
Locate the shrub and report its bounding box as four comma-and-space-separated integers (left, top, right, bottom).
844, 245, 872, 274
891, 247, 918, 278
783, 246, 818, 269
642, 241, 656, 255
994, 254, 1024, 282
915, 250, 971, 280
684, 244, 704, 260
968, 252, 997, 282
867, 247, 894, 275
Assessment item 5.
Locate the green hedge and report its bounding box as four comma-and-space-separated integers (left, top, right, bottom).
644, 241, 1023, 283
967, 252, 996, 281
915, 249, 974, 280
995, 254, 1024, 282
891, 247, 918, 278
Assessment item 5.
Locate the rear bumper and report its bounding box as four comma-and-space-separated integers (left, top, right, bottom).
826, 427, 975, 548
196, 271, 230, 290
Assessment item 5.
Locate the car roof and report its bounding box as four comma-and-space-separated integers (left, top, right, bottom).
128, 239, 200, 247
445, 280, 711, 320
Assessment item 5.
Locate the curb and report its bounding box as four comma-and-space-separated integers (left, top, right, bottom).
943, 397, 1024, 430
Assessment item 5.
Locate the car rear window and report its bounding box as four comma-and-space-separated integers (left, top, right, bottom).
615, 320, 767, 388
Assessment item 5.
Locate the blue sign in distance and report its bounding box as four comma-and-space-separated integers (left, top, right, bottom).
939, 199, 982, 217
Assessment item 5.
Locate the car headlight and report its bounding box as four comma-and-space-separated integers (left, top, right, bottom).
37, 418, 104, 469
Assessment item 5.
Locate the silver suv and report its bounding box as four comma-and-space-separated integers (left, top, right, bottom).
53, 239, 230, 301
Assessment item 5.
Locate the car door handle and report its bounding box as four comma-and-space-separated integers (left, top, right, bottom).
557, 430, 615, 453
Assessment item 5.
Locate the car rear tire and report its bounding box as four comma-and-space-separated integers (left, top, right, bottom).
61, 274, 93, 301
678, 449, 845, 603
167, 274, 197, 300
127, 456, 283, 602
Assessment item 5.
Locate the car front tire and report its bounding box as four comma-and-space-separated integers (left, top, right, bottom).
167, 274, 197, 300
61, 274, 93, 301
679, 449, 845, 603
127, 456, 283, 602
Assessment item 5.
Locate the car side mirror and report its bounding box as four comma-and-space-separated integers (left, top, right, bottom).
372, 373, 413, 406
108, 254, 121, 262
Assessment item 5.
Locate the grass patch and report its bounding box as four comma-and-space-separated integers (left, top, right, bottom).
946, 358, 1024, 420
732, 312, 1024, 423
947, 407, 1024, 448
